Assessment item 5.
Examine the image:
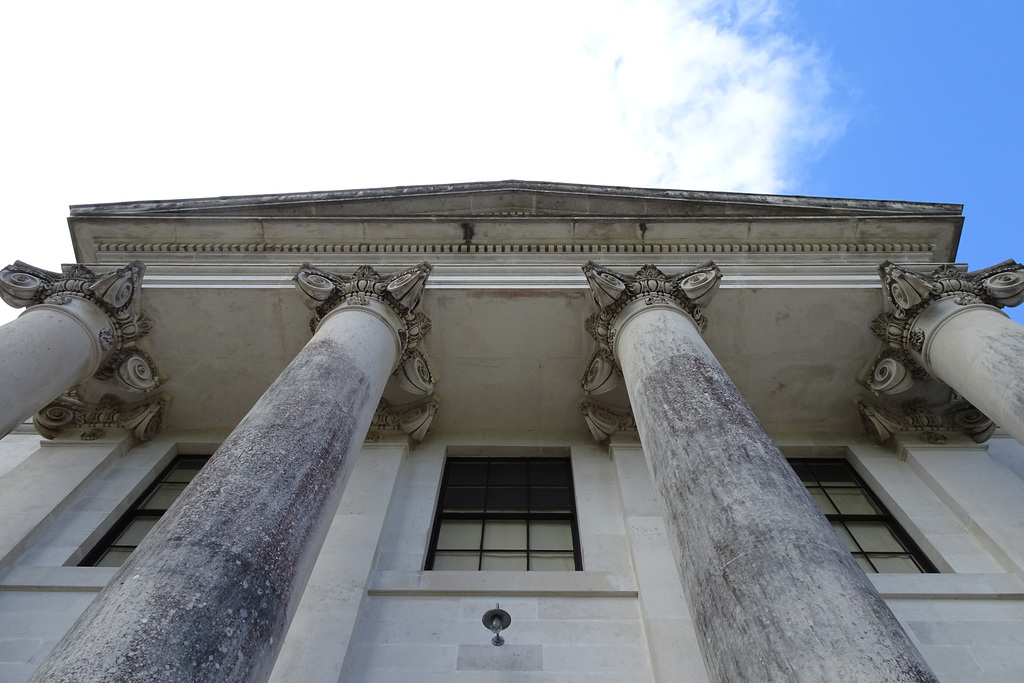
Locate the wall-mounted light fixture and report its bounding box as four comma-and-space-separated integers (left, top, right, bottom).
482, 603, 511, 646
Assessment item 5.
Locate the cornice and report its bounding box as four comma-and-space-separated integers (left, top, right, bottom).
68, 180, 964, 217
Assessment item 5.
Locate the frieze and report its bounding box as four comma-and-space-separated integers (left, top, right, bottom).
34, 393, 169, 442
96, 241, 936, 255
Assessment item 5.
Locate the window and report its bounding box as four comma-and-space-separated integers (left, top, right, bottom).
789, 459, 936, 573
80, 454, 211, 567
426, 456, 582, 571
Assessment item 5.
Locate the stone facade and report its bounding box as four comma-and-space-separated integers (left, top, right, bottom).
1, 181, 1023, 681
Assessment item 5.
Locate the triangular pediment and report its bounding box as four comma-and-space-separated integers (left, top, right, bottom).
70, 180, 961, 220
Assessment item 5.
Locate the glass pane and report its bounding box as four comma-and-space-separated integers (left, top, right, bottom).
95, 548, 134, 568
530, 521, 573, 550
432, 552, 479, 570
530, 553, 576, 571
830, 521, 860, 551
530, 487, 571, 511
164, 458, 208, 483
483, 520, 527, 550
852, 554, 877, 573
828, 488, 881, 515
789, 462, 814, 485
444, 487, 485, 511
808, 488, 837, 514
447, 461, 488, 486
113, 517, 159, 547
481, 552, 528, 570
436, 520, 482, 550
870, 555, 923, 573
847, 522, 905, 553
809, 462, 857, 486
139, 483, 188, 511
530, 460, 570, 486
487, 487, 528, 512
490, 462, 528, 486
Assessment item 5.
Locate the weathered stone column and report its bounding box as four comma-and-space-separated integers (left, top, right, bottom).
866, 260, 1024, 444
581, 262, 937, 683
30, 263, 432, 683
0, 261, 152, 438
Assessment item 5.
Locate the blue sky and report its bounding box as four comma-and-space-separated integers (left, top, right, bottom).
790, 1, 1024, 317
0, 0, 1021, 322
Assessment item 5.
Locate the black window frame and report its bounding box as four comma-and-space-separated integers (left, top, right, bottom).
79, 454, 211, 567
789, 458, 937, 573
425, 456, 583, 571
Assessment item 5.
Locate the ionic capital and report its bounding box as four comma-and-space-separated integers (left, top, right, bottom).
858, 397, 994, 445
867, 260, 1024, 393
0, 260, 161, 393
580, 261, 721, 393
367, 397, 440, 443
295, 263, 432, 365
295, 263, 439, 442
34, 393, 169, 442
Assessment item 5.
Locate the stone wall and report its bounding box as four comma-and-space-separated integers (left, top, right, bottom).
3, 430, 1024, 681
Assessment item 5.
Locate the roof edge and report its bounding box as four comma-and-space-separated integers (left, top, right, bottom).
69, 180, 964, 217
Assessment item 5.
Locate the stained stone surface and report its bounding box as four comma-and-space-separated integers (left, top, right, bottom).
29, 307, 398, 682
615, 304, 938, 683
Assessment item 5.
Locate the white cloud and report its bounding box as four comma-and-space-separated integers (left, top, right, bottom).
0, 0, 838, 323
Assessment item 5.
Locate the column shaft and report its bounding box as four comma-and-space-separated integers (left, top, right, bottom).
917, 302, 1024, 443
30, 305, 400, 683
615, 302, 936, 683
0, 300, 111, 436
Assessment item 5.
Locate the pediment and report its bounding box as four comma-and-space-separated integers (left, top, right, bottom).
70, 180, 961, 220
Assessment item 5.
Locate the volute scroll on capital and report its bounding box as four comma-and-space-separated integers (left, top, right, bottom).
0, 260, 163, 395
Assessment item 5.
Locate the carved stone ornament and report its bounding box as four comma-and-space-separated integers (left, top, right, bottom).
394, 348, 435, 397
862, 260, 1024, 436
295, 263, 433, 359
872, 260, 1024, 366
367, 397, 440, 443
580, 399, 637, 442
580, 261, 722, 391
0, 260, 160, 390
862, 349, 930, 396
34, 393, 169, 442
580, 348, 622, 395
579, 262, 721, 434
857, 397, 995, 445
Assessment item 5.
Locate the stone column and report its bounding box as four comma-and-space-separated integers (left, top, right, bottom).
581, 262, 937, 683
866, 260, 1024, 444
0, 261, 153, 438
30, 263, 432, 683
